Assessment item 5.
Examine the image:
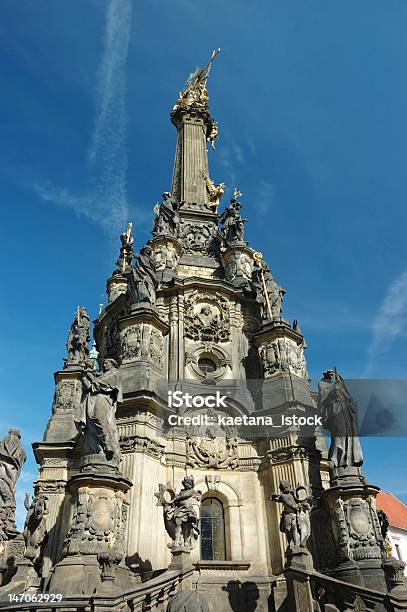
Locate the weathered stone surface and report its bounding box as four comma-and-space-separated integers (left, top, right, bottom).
0, 430, 26, 541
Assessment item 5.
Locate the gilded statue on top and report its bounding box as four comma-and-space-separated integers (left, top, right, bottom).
173, 49, 220, 112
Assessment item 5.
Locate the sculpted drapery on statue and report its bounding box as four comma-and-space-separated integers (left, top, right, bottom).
0, 429, 26, 540
65, 306, 91, 368
155, 476, 202, 552
252, 254, 286, 319
152, 192, 182, 238
317, 369, 363, 470
74, 358, 122, 468
220, 190, 247, 245
129, 245, 157, 306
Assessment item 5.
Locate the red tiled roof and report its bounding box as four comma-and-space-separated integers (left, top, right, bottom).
376, 491, 407, 531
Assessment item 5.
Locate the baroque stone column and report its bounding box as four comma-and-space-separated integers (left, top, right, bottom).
171, 106, 212, 208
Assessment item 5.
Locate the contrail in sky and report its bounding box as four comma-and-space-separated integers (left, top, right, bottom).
36, 0, 132, 236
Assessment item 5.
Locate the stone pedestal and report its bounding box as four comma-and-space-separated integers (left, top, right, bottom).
221, 244, 254, 290
253, 319, 311, 411
49, 457, 132, 596
168, 549, 193, 572
44, 369, 82, 443
311, 476, 388, 592
285, 546, 313, 571
107, 273, 128, 303
118, 305, 169, 397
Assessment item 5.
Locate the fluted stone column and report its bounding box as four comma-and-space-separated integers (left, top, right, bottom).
171, 107, 211, 207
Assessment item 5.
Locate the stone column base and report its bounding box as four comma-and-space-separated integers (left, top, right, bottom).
49, 554, 101, 596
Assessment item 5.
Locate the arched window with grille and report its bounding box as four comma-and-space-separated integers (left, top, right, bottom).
200, 497, 226, 561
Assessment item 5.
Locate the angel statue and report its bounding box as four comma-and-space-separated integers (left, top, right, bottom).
155, 476, 202, 552
204, 175, 225, 212
207, 122, 219, 150
172, 49, 220, 112
269, 480, 311, 549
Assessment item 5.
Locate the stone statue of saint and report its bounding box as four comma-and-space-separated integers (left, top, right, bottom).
75, 358, 122, 468
129, 245, 157, 306
65, 307, 91, 368
115, 223, 134, 273
152, 192, 182, 238
23, 493, 48, 571
155, 476, 202, 551
252, 260, 286, 319
269, 480, 311, 548
220, 193, 247, 245
318, 369, 363, 472
0, 429, 26, 539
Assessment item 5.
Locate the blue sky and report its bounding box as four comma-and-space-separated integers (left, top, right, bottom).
1, 0, 407, 526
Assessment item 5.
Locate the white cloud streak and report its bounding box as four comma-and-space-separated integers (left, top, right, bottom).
256, 179, 276, 215
35, 0, 132, 236
365, 268, 407, 375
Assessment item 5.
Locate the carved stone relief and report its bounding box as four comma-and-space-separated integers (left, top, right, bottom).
223, 251, 253, 282
52, 380, 81, 413
181, 222, 220, 256
151, 241, 181, 272
35, 480, 66, 495
120, 435, 165, 459
259, 337, 307, 379
184, 291, 230, 342
150, 328, 164, 368
186, 409, 239, 470
64, 487, 127, 557
120, 324, 142, 363
120, 322, 164, 368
